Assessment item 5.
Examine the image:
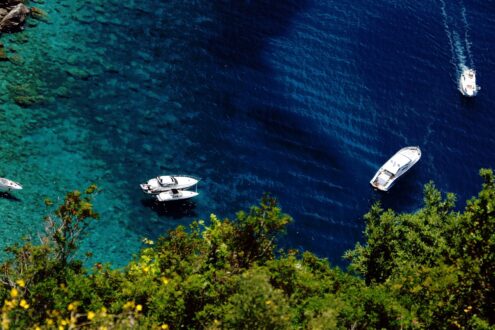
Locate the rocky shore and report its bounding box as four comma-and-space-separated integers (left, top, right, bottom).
0, 0, 30, 62
0, 0, 30, 33
1, 0, 49, 106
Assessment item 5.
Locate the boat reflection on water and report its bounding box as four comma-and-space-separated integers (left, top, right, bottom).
140, 198, 198, 219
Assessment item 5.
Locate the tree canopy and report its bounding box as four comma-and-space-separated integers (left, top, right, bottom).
1, 170, 495, 329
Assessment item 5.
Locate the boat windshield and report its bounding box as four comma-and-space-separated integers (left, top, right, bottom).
158, 176, 175, 186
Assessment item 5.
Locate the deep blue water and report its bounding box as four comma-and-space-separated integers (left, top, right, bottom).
0, 0, 494, 267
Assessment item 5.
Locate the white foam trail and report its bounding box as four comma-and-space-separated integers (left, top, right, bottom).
452, 31, 466, 72
438, 0, 474, 75
439, 0, 457, 70
459, 0, 474, 67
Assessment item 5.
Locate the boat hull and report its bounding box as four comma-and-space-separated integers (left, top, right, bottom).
140, 175, 199, 194
459, 84, 477, 97
458, 68, 479, 97
0, 178, 22, 192
156, 190, 199, 202
370, 146, 421, 191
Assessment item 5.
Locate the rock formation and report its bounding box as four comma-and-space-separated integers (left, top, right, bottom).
0, 0, 30, 33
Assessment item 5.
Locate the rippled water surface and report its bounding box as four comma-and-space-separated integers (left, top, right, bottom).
0, 0, 494, 266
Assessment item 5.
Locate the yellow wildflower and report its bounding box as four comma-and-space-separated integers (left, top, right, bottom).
16, 279, 25, 288
2, 317, 10, 330
46, 319, 54, 325
161, 324, 169, 330
123, 301, 134, 310
161, 277, 169, 285
142, 238, 154, 245
135, 304, 143, 312
10, 288, 18, 298
4, 300, 14, 309
87, 311, 96, 320
68, 303, 75, 311
265, 300, 272, 305
19, 299, 29, 309
70, 314, 77, 325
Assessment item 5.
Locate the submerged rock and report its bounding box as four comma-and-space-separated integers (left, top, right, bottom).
66, 67, 90, 80
0, 50, 7, 61
0, 3, 30, 33
13, 95, 45, 107
8, 83, 45, 107
8, 53, 23, 65
30, 7, 47, 21
0, 42, 7, 61
54, 86, 70, 98
11, 31, 28, 43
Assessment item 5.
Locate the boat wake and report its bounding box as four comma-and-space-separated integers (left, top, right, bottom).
460, 0, 474, 67
439, 0, 474, 75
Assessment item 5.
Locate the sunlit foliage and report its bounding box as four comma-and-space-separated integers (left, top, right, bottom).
0, 170, 494, 329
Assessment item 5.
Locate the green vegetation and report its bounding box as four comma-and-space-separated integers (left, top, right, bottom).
1, 170, 495, 329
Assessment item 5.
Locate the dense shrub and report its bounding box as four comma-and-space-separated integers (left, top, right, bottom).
1, 170, 495, 329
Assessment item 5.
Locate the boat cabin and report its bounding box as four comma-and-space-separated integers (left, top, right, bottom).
158, 176, 178, 186
383, 154, 411, 176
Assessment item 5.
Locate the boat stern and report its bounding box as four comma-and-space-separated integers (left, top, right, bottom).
140, 183, 155, 194
370, 179, 389, 192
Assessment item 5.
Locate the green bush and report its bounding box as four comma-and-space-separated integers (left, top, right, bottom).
1, 170, 495, 329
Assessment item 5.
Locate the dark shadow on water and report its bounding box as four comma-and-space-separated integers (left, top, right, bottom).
373, 168, 424, 213
459, 94, 477, 107
247, 106, 342, 169
140, 198, 198, 219
208, 0, 309, 70
0, 192, 21, 202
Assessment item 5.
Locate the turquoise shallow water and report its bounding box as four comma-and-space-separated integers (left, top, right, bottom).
1, 0, 494, 267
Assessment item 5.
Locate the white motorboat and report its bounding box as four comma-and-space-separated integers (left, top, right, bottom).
370, 146, 421, 191
459, 67, 480, 97
156, 189, 198, 202
0, 178, 22, 192
140, 175, 199, 194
